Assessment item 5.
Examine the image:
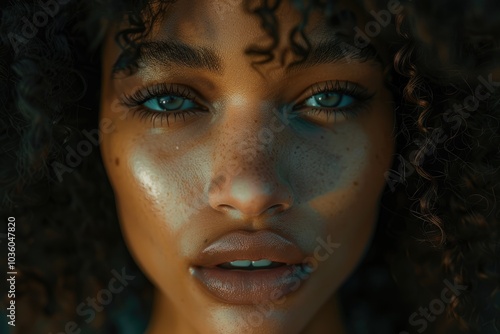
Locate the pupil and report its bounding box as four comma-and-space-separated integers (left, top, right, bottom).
315, 93, 341, 107
158, 96, 184, 110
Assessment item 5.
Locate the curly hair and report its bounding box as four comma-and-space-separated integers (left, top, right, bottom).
1, 0, 499, 333
389, 1, 500, 331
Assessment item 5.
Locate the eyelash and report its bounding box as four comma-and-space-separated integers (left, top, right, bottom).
119, 81, 374, 126
119, 83, 207, 126
296, 80, 374, 121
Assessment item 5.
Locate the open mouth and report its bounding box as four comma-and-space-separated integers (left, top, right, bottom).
217, 259, 287, 270
191, 230, 311, 304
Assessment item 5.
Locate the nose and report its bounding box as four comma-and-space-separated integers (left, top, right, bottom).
208, 167, 294, 217
207, 115, 294, 218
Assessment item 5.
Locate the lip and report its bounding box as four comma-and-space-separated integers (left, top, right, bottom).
190, 230, 311, 304
192, 230, 307, 267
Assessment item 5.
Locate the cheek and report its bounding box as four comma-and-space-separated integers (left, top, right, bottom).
101, 132, 214, 298
105, 134, 206, 232
288, 107, 394, 270
290, 122, 392, 218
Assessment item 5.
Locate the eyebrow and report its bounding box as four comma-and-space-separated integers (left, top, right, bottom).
112, 40, 223, 76
111, 37, 382, 77
285, 38, 383, 73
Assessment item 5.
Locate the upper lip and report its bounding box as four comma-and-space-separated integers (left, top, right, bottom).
193, 230, 306, 268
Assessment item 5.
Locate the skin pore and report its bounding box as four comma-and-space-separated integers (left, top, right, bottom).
99, 1, 395, 333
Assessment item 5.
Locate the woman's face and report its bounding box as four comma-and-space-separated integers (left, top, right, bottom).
100, 0, 395, 333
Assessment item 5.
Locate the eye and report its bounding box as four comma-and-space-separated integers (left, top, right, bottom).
303, 92, 355, 109
291, 81, 374, 125
143, 95, 198, 112
119, 83, 210, 127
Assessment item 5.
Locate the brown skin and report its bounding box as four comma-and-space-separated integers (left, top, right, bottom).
100, 1, 395, 333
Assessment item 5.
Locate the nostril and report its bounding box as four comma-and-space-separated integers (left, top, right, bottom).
216, 203, 286, 216
266, 204, 285, 215
217, 204, 233, 213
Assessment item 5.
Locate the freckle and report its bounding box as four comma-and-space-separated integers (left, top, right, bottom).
320, 135, 324, 140
115, 158, 120, 166
375, 153, 379, 160
204, 239, 208, 244
353, 181, 358, 186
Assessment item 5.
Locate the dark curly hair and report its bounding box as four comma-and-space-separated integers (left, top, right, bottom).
1, 0, 500, 333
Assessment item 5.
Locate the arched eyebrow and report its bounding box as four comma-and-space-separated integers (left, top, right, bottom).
111, 40, 223, 76
285, 38, 383, 73
111, 37, 382, 77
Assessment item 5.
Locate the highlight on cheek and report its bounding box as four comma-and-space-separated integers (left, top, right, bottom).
131, 158, 163, 201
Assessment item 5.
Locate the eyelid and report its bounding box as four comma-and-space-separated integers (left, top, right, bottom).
118, 83, 207, 109
116, 83, 211, 127
116, 80, 374, 128
294, 80, 374, 110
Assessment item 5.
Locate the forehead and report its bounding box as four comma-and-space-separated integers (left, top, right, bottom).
147, 0, 367, 47
108, 0, 388, 78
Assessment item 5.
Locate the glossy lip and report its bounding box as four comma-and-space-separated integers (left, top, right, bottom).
192, 230, 307, 267
190, 230, 311, 304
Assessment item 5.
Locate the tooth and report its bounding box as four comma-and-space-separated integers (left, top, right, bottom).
252, 259, 272, 267
229, 260, 252, 267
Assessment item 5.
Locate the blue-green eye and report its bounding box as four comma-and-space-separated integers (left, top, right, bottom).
303, 92, 355, 109
143, 95, 198, 112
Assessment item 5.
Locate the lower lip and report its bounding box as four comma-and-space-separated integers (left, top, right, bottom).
191, 264, 310, 304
